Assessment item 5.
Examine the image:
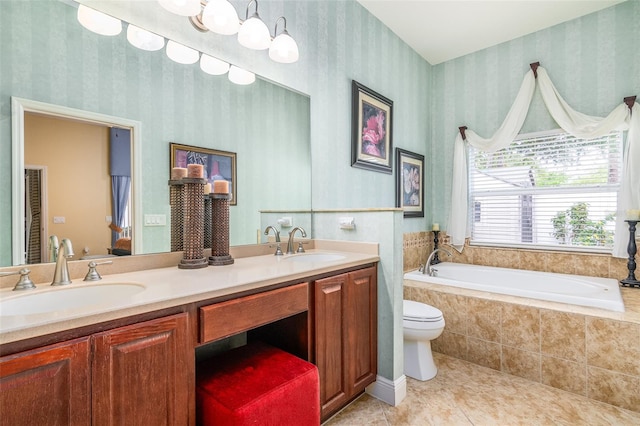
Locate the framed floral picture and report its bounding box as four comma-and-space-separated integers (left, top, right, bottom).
351, 80, 393, 174
170, 143, 237, 205
396, 148, 424, 217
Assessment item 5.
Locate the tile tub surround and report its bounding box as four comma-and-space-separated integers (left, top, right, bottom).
402, 231, 637, 281
403, 281, 640, 413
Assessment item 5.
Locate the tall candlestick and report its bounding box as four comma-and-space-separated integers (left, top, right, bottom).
620, 220, 640, 288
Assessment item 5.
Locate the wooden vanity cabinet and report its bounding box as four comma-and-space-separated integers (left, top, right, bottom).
92, 313, 192, 426
313, 265, 377, 420
0, 337, 91, 426
0, 313, 191, 426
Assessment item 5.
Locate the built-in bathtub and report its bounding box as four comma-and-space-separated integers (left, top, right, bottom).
404, 262, 624, 312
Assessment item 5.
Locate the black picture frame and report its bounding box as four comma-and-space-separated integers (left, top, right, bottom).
351, 80, 393, 174
170, 142, 237, 205
395, 148, 425, 218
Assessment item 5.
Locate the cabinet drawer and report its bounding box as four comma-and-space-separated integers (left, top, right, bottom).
199, 283, 309, 344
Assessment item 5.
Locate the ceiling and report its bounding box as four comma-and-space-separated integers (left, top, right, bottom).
356, 0, 626, 65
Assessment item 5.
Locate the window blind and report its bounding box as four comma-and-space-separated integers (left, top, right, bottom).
468, 130, 623, 250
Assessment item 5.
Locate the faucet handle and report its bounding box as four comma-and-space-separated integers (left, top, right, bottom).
84, 260, 113, 281
296, 241, 305, 253
1, 268, 36, 291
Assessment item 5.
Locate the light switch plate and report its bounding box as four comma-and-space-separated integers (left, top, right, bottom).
144, 214, 166, 226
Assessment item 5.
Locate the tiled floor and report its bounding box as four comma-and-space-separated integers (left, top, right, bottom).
325, 353, 640, 425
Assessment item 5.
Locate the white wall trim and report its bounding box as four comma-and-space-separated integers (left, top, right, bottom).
365, 374, 407, 407
11, 97, 143, 265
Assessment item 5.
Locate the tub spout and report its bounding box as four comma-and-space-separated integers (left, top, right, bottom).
422, 248, 452, 276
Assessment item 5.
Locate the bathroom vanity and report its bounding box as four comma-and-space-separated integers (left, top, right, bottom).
0, 248, 378, 424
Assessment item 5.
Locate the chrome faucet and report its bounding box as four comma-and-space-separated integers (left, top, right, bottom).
48, 235, 59, 262
51, 238, 74, 286
422, 248, 452, 276
264, 225, 283, 256
286, 227, 307, 254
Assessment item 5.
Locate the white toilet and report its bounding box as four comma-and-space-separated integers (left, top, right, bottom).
403, 300, 445, 381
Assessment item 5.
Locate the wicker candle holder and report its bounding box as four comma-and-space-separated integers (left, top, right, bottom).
169, 180, 185, 252
209, 193, 234, 266
179, 178, 208, 269
204, 195, 212, 250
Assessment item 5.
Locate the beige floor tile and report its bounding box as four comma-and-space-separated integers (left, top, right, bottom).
325, 353, 640, 426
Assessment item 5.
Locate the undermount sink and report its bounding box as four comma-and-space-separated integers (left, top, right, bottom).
0, 282, 146, 317
284, 253, 346, 263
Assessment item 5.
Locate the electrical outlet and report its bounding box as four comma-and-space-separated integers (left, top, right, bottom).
53, 216, 65, 224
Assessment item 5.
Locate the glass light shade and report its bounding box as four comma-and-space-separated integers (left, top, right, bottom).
127, 25, 165, 51
166, 40, 199, 64
228, 66, 255, 85
158, 0, 202, 17
77, 5, 122, 36
200, 54, 230, 75
237, 16, 271, 50
269, 32, 299, 63
202, 0, 240, 35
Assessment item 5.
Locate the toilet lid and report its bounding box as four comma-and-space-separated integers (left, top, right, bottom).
403, 300, 443, 321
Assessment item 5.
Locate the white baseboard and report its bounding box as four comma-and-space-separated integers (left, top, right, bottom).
365, 374, 407, 407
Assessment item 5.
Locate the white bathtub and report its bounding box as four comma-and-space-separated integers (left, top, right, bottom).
404, 262, 625, 312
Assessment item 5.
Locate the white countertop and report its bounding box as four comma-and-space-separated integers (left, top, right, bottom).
0, 249, 379, 345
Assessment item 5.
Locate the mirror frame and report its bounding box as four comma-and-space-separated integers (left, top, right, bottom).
11, 97, 143, 265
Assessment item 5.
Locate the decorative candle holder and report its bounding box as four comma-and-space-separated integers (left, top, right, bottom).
620, 220, 639, 288
209, 193, 234, 266
169, 180, 185, 252
204, 195, 212, 251
431, 230, 441, 265
179, 178, 208, 269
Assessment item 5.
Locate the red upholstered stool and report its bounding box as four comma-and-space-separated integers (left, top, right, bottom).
196, 342, 320, 426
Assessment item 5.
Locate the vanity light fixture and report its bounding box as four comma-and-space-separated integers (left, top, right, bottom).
228, 65, 255, 85
200, 54, 230, 75
237, 0, 271, 50
77, 4, 122, 36
269, 17, 299, 64
158, 0, 202, 17
166, 40, 200, 64
201, 0, 240, 35
127, 24, 165, 51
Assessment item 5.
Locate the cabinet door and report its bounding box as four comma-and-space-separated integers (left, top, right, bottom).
0, 337, 91, 426
346, 266, 377, 395
92, 313, 192, 426
314, 273, 348, 417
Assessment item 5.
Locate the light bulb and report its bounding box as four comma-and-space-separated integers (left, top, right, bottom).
77, 5, 122, 36
200, 55, 230, 75
269, 31, 299, 63
158, 0, 202, 17
228, 66, 255, 85
127, 25, 165, 51
166, 40, 199, 64
202, 0, 240, 35
237, 16, 271, 50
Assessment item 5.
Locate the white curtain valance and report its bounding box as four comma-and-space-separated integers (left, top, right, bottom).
447, 66, 638, 258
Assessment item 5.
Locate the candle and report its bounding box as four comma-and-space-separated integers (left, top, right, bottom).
432, 223, 440, 231
627, 210, 640, 221
171, 167, 187, 180
213, 180, 229, 194
203, 183, 211, 194
187, 164, 204, 178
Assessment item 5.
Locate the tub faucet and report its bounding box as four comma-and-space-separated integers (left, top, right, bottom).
264, 225, 283, 256
287, 227, 307, 254
422, 248, 452, 276
52, 238, 74, 286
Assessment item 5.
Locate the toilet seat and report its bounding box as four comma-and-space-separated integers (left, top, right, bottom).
403, 300, 443, 322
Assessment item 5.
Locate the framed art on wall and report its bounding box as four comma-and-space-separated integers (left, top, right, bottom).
170, 143, 237, 205
351, 80, 393, 174
396, 148, 424, 217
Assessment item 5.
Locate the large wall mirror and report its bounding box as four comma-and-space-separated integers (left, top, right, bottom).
0, 0, 311, 267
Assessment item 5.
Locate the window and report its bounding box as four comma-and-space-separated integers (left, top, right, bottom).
468, 129, 623, 251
